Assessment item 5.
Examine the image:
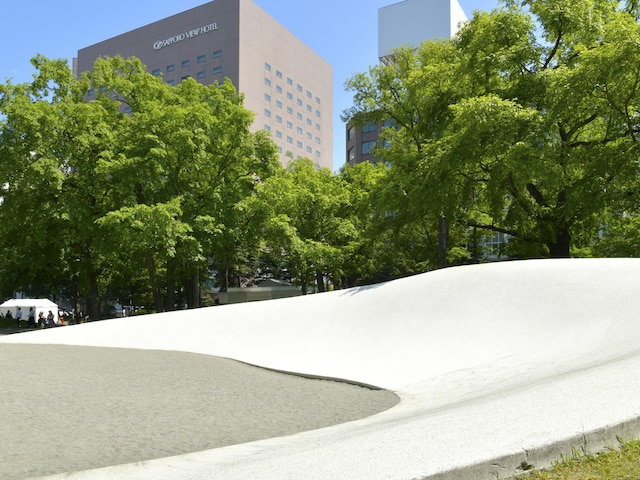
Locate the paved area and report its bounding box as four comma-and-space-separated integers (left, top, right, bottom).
0, 344, 397, 480
2, 258, 640, 479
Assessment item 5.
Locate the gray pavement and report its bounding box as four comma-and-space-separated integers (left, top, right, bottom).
0, 344, 398, 480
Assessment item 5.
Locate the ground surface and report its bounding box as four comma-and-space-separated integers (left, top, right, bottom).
2, 258, 639, 480
0, 344, 398, 479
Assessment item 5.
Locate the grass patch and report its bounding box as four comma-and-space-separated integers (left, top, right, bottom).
515, 438, 640, 479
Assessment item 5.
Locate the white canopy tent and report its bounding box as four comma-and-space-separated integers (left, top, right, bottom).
0, 298, 59, 325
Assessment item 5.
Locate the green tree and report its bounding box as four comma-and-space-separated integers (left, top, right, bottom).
249, 158, 356, 293
344, 0, 640, 260
0, 56, 117, 317
344, 41, 474, 267
0, 55, 279, 315
334, 161, 390, 287
87, 56, 279, 310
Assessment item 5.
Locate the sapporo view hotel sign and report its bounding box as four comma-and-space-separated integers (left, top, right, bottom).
153, 22, 219, 50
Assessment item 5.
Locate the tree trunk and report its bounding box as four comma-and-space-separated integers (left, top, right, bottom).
87, 271, 100, 321
145, 253, 164, 313
548, 228, 571, 258
438, 216, 448, 268
315, 270, 326, 292
187, 267, 200, 308
71, 277, 81, 324
82, 242, 100, 321
165, 259, 176, 311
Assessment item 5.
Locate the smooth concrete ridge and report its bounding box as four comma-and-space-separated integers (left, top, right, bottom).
3, 258, 640, 479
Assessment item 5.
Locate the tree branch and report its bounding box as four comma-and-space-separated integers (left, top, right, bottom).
526, 182, 548, 207
543, 29, 564, 69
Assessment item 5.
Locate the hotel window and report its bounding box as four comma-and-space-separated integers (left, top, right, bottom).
316, 150, 321, 158
167, 80, 175, 85
124, 106, 132, 114
265, 78, 271, 87
307, 146, 312, 153
213, 50, 223, 58
276, 100, 282, 109
264, 93, 271, 102
213, 66, 222, 74
306, 132, 312, 139
315, 96, 321, 104
264, 125, 271, 132
297, 113, 303, 120
276, 85, 282, 94
297, 84, 303, 92
265, 62, 271, 71
306, 90, 312, 98
276, 70, 282, 79
196, 71, 206, 79
197, 55, 206, 63
297, 98, 303, 106
287, 136, 293, 143
286, 107, 293, 115
167, 64, 175, 72
348, 126, 355, 140
362, 140, 376, 154
278, 146, 283, 153
316, 123, 321, 131
297, 141, 303, 148
316, 137, 321, 144
316, 110, 321, 117
276, 130, 283, 139
297, 127, 303, 134
181, 75, 190, 81
88, 88, 95, 95
306, 118, 312, 126
152, 68, 161, 76
287, 92, 293, 100
287, 77, 293, 85
264, 109, 271, 118
276, 115, 282, 124
348, 147, 355, 162
287, 121, 293, 129
181, 60, 190, 68
306, 105, 312, 112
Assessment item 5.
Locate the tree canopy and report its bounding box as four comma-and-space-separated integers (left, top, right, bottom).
0, 55, 278, 317
344, 0, 640, 259
3, 0, 640, 316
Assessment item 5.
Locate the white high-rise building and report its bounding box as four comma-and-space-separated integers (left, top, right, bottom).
378, 0, 468, 63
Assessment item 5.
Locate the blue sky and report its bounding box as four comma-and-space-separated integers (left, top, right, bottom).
2, 0, 499, 170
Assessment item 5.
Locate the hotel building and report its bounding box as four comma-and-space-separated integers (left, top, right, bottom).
75, 0, 333, 169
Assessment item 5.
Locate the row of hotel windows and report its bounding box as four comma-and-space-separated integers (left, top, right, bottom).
264, 91, 321, 118
264, 62, 322, 105
265, 125, 322, 158
264, 110, 321, 131
148, 50, 225, 84
86, 50, 227, 94
151, 50, 224, 76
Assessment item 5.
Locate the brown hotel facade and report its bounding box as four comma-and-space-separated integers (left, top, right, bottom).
75, 0, 333, 169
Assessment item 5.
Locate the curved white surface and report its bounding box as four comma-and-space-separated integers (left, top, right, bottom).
3, 258, 640, 479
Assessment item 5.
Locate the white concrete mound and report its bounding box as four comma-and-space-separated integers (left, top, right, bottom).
3, 258, 640, 479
